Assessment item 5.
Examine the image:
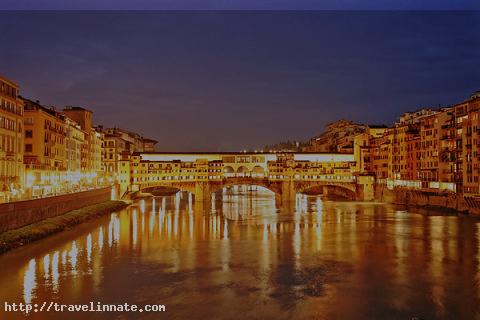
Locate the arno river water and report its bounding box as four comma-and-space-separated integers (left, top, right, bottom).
1, 186, 480, 319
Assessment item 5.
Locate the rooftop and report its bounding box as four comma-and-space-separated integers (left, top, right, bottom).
0, 74, 19, 87
64, 106, 93, 113
20, 96, 62, 118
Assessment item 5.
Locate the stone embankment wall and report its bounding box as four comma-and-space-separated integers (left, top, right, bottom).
0, 187, 112, 232
374, 184, 480, 215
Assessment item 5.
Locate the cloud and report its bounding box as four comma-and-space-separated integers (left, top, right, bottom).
1, 11, 479, 151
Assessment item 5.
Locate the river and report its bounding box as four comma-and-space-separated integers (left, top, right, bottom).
0, 186, 479, 319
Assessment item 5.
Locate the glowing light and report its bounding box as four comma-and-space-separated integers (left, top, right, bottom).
189, 212, 194, 239
132, 209, 138, 247
263, 219, 269, 241
43, 254, 50, 280
174, 209, 179, 237
98, 227, 104, 251
86, 233, 93, 264
68, 241, 78, 275
61, 250, 67, 267
175, 192, 180, 212
113, 214, 120, 243
108, 219, 113, 248
293, 222, 301, 269
223, 220, 228, 239
51, 251, 59, 293
188, 192, 193, 214
23, 259, 36, 304
149, 210, 156, 235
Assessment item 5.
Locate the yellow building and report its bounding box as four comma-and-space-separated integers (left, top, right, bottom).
101, 127, 157, 183
352, 126, 388, 176
63, 106, 104, 186
91, 128, 104, 179
0, 75, 24, 202
65, 116, 85, 187
22, 97, 67, 197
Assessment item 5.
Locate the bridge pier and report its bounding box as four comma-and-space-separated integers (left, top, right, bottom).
280, 180, 296, 204
193, 199, 212, 214
194, 181, 212, 202
355, 176, 375, 201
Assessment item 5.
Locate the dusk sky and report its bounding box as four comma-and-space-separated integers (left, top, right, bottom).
0, 0, 479, 10
0, 11, 479, 151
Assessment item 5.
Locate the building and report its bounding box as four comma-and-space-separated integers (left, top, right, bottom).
396, 108, 438, 126
351, 91, 479, 194
101, 127, 157, 183
370, 134, 390, 179
388, 125, 416, 181
22, 97, 67, 197
0, 75, 24, 202
142, 138, 158, 152
65, 116, 85, 186
304, 120, 366, 153
406, 133, 421, 181
91, 128, 104, 178
63, 106, 104, 185
454, 91, 480, 194
353, 125, 388, 175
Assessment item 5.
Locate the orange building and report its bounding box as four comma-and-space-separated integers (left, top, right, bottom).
454, 91, 480, 194
22, 98, 67, 197
406, 134, 421, 181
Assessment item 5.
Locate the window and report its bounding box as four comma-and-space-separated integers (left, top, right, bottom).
25, 130, 33, 138
25, 144, 32, 152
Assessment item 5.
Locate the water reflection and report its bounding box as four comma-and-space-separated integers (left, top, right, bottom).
51, 251, 59, 293
23, 259, 36, 305
0, 186, 480, 319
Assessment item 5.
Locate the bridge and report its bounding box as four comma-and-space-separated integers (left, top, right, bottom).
118, 152, 374, 202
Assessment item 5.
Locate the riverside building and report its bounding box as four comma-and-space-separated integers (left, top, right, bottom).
0, 75, 24, 202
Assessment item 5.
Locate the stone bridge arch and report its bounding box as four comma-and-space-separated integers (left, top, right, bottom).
223, 165, 235, 177
210, 177, 282, 196
141, 182, 196, 195
236, 166, 250, 177
252, 165, 265, 178
127, 175, 373, 203
294, 181, 357, 200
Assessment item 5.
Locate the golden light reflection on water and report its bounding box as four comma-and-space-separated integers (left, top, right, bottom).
23, 259, 36, 305
51, 251, 59, 293
2, 186, 479, 319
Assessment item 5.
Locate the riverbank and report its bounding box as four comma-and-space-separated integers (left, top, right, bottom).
374, 184, 480, 215
0, 200, 129, 254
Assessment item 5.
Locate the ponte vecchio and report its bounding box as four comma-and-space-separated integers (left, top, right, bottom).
118, 152, 374, 202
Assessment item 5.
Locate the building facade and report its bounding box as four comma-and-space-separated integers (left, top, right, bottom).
22, 98, 67, 197
0, 75, 24, 202
353, 91, 480, 194
304, 120, 366, 153
102, 127, 157, 184
65, 116, 85, 186
63, 106, 104, 186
